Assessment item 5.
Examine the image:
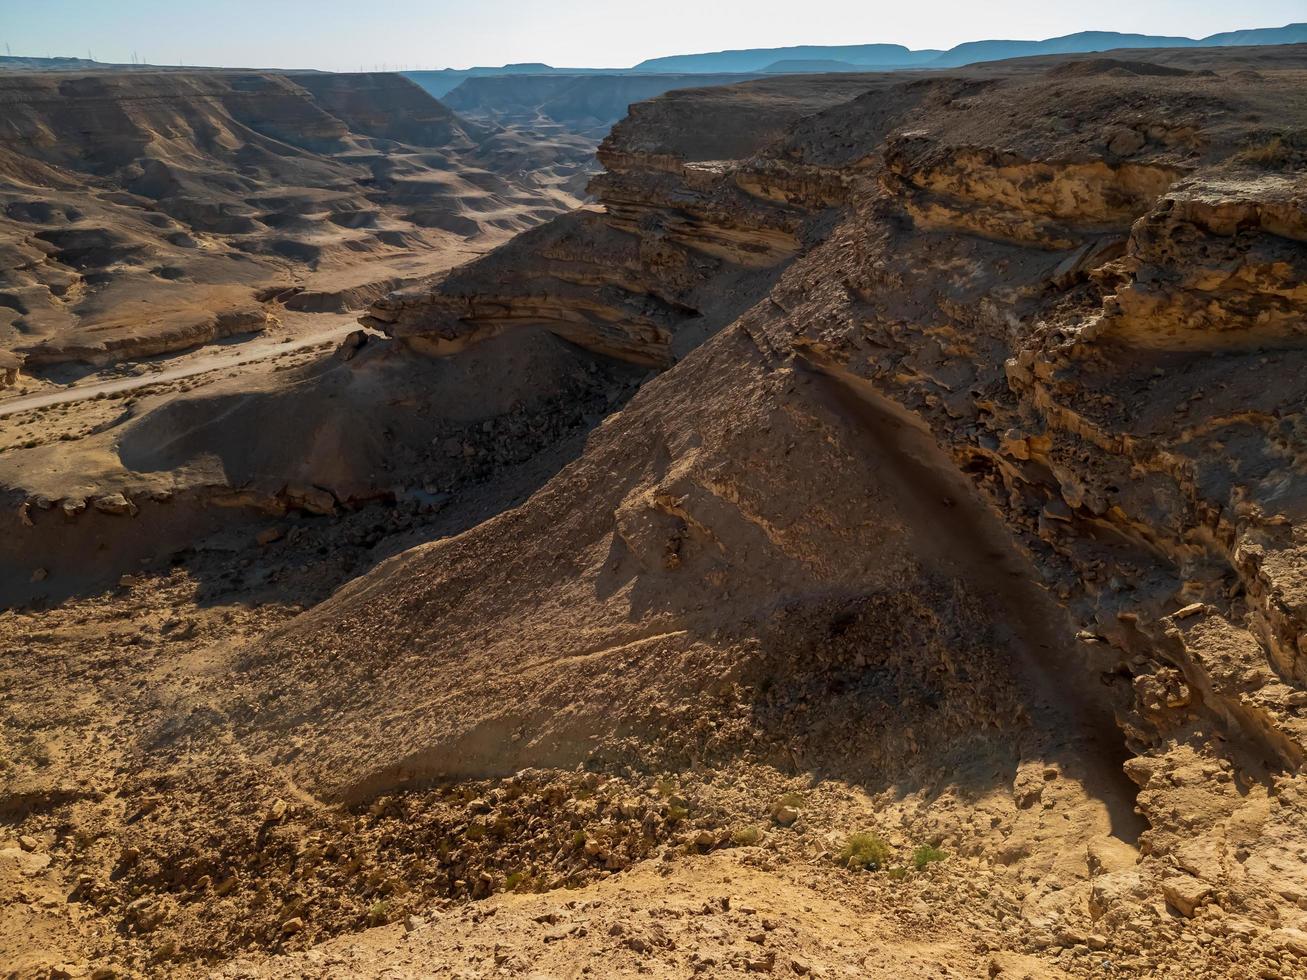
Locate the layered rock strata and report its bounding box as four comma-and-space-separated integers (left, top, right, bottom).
297, 50, 1307, 947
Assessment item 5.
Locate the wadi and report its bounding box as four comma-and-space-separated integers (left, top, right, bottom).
3, 11, 1307, 980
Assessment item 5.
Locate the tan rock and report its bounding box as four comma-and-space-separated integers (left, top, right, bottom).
1162, 875, 1212, 917
93, 493, 136, 516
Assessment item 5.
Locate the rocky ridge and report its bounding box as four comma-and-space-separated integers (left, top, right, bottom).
329, 44, 1307, 964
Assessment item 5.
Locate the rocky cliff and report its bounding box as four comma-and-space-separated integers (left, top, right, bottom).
279, 45, 1307, 966
363, 77, 876, 367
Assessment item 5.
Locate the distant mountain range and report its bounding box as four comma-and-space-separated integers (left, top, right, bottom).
5, 22, 1305, 97
403, 22, 1307, 96
632, 23, 1307, 73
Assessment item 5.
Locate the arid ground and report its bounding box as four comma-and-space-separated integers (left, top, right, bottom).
4, 42, 1307, 980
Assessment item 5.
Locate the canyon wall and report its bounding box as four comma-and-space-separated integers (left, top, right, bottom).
289, 47, 1307, 943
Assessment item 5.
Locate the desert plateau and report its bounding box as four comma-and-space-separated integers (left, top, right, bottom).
3, 4, 1307, 978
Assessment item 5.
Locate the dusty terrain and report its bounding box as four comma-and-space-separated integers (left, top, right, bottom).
0, 69, 590, 373
4, 41, 1307, 980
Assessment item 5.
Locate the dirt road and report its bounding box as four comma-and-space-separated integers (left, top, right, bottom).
0, 315, 363, 419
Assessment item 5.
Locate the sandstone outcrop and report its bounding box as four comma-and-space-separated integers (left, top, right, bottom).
362, 77, 874, 367
0, 348, 19, 387
276, 45, 1307, 964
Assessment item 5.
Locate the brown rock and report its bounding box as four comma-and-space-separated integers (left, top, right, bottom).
256, 526, 285, 546
772, 805, 799, 827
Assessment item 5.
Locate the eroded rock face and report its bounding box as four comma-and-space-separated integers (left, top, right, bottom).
362, 77, 877, 367
277, 49, 1307, 955
1088, 177, 1307, 349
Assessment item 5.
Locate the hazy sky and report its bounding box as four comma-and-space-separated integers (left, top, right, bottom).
4, 0, 1305, 71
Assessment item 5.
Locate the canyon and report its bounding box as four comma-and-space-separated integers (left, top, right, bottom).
3, 36, 1307, 980
0, 69, 590, 372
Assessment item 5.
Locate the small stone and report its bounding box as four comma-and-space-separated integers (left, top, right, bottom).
404, 914, 423, 932
1272, 927, 1307, 956
256, 526, 285, 546
266, 798, 288, 822
772, 806, 799, 827
30, 567, 47, 582
93, 493, 136, 516
1162, 876, 1212, 918
18, 835, 39, 852
281, 916, 304, 934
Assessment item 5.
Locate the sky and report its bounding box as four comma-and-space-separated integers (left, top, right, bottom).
3, 0, 1305, 71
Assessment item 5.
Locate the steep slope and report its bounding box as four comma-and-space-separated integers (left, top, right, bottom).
237, 45, 1307, 969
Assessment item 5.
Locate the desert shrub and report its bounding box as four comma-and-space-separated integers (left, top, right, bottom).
731, 826, 764, 846
838, 832, 891, 870
1233, 132, 1306, 168
912, 844, 947, 870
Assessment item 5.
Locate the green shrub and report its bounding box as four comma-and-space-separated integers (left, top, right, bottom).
838, 832, 891, 871
731, 826, 764, 846
912, 844, 947, 870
